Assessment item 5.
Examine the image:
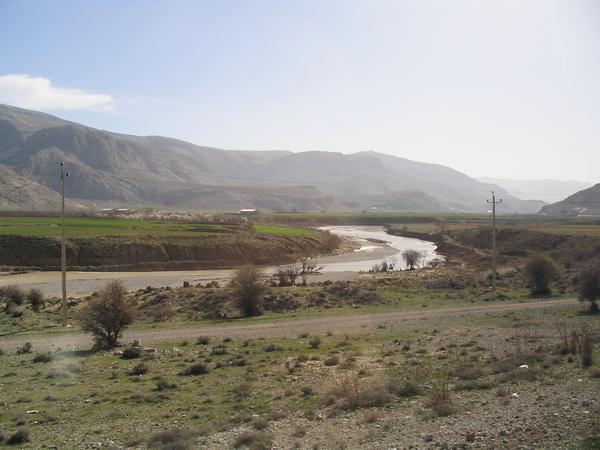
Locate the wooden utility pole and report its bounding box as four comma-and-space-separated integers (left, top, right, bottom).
487, 191, 502, 291
60, 162, 69, 326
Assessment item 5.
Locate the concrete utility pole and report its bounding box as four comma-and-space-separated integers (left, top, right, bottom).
60, 162, 69, 326
487, 191, 502, 291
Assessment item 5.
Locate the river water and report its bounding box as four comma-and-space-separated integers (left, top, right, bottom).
316, 226, 441, 272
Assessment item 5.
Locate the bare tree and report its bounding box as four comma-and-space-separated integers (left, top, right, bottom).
233, 265, 267, 316
80, 281, 134, 348
402, 249, 422, 270
286, 264, 302, 286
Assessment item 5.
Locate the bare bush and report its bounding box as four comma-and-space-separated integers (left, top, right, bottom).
80, 281, 134, 349
0, 285, 25, 306
523, 253, 561, 296
232, 265, 266, 317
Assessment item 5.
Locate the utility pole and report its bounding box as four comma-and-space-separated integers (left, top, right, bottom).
60, 162, 69, 326
487, 191, 502, 291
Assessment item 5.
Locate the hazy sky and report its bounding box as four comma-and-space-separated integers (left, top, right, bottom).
1, 0, 599, 182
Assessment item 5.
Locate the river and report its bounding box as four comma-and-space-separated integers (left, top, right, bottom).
0, 226, 440, 296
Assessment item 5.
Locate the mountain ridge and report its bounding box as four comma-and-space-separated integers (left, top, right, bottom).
0, 103, 544, 213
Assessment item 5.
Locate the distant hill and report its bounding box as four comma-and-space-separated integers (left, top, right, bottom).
0, 103, 542, 213
477, 177, 591, 203
540, 184, 600, 217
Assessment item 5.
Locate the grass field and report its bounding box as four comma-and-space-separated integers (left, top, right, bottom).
0, 303, 598, 449
0, 217, 245, 238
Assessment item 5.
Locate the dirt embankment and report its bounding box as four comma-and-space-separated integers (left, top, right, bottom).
0, 233, 327, 271
451, 227, 600, 269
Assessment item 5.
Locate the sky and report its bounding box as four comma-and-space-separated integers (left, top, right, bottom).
0, 0, 599, 183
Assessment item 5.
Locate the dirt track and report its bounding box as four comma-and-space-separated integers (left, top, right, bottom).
0, 298, 575, 351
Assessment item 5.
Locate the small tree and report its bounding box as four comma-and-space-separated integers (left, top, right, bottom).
80, 281, 134, 348
402, 249, 421, 270
233, 265, 266, 317
523, 253, 561, 296
578, 266, 600, 314
27, 288, 45, 313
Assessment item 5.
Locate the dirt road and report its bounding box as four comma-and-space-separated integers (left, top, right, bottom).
0, 298, 574, 351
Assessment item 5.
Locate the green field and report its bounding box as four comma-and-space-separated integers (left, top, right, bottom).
0, 217, 322, 239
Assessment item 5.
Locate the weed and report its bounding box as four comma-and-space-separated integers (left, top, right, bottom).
309, 337, 321, 349
233, 431, 273, 449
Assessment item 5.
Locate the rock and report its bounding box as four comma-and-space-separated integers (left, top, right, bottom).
453, 442, 467, 449
423, 434, 434, 442
466, 432, 475, 442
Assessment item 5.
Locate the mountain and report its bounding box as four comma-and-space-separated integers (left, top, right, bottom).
540, 184, 600, 217
476, 177, 591, 203
0, 103, 541, 213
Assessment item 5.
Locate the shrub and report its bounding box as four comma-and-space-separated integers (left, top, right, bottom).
448, 364, 485, 381
580, 325, 594, 368
425, 373, 457, 417
233, 383, 251, 399
578, 266, 600, 313
0, 285, 25, 305
196, 335, 211, 345
323, 356, 339, 366
122, 346, 142, 359
7, 428, 30, 445
388, 380, 422, 398
148, 428, 193, 449
302, 386, 314, 397
232, 265, 266, 317
26, 288, 45, 312
80, 281, 134, 348
250, 416, 269, 430
263, 344, 283, 352
523, 253, 561, 296
233, 431, 273, 449
179, 363, 210, 376
155, 378, 177, 391
32, 353, 53, 363
16, 342, 32, 354
129, 362, 149, 376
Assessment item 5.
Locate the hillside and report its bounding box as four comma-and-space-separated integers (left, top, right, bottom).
540, 183, 600, 217
0, 103, 540, 213
0, 164, 80, 210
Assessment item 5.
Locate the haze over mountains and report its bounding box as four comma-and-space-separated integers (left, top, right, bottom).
476, 177, 592, 203
0, 103, 552, 213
